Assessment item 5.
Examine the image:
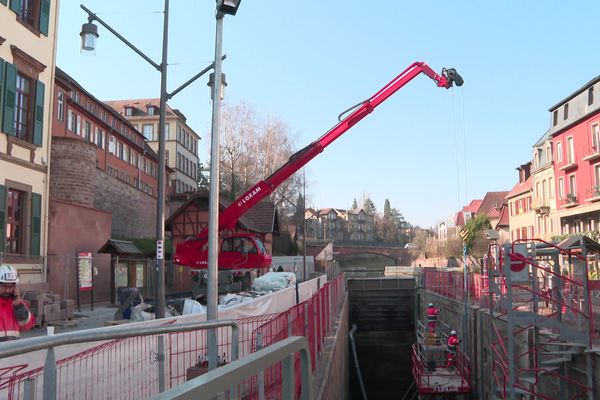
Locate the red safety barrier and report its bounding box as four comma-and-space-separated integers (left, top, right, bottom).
247, 273, 346, 399
2, 274, 346, 400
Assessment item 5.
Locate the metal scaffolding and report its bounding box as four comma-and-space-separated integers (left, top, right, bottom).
487, 238, 596, 400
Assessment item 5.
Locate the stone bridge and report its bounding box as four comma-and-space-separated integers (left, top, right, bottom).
332, 243, 411, 265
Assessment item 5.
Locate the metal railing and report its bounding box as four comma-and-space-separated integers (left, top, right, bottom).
152, 336, 312, 400
0, 320, 239, 400
0, 274, 346, 399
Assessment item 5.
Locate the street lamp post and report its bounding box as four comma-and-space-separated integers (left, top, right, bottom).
206, 0, 241, 371
80, 0, 229, 387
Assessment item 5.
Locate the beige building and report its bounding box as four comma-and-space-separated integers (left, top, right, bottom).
105, 99, 200, 194
507, 163, 536, 242
0, 1, 59, 282
531, 130, 559, 240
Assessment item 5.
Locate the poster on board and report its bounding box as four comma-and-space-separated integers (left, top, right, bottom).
77, 252, 93, 291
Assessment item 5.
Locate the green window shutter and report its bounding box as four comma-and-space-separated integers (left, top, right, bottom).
30, 193, 41, 257
9, 0, 20, 14
39, 0, 50, 36
0, 59, 4, 129
2, 63, 16, 136
33, 80, 44, 146
0, 185, 6, 254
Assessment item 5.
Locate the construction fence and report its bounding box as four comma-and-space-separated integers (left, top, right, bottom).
0, 273, 346, 399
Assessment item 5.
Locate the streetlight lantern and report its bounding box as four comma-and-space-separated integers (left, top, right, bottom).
80, 21, 99, 55
207, 72, 227, 101
217, 0, 241, 15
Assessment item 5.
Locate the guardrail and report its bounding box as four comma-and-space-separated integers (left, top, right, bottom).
0, 320, 239, 400
152, 336, 311, 400
0, 273, 346, 399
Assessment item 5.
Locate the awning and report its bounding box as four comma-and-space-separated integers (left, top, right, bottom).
98, 239, 144, 256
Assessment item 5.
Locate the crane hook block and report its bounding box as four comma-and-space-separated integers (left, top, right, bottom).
445, 68, 464, 87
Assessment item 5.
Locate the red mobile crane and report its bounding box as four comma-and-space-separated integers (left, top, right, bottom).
174, 62, 463, 289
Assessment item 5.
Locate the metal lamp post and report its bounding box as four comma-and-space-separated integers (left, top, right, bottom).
206, 0, 241, 371
79, 0, 229, 387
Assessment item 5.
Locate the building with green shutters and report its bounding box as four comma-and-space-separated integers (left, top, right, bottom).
0, 0, 59, 283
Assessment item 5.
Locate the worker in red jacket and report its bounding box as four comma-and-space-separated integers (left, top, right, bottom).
0, 265, 35, 341
426, 303, 439, 335
446, 330, 460, 368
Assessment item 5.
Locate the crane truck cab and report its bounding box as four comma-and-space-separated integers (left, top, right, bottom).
174, 233, 272, 301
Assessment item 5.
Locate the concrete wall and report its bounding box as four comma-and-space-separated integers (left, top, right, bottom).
315, 295, 349, 400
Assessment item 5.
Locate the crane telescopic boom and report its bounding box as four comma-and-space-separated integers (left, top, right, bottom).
174, 62, 463, 269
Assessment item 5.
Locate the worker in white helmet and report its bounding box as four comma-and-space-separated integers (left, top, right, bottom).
0, 265, 35, 340
446, 330, 460, 369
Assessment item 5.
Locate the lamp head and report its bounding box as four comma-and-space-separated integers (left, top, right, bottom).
80, 21, 99, 55
217, 0, 241, 16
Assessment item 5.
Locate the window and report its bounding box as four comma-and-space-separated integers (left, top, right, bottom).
76, 115, 82, 135
558, 177, 564, 198
164, 123, 170, 140
567, 137, 574, 163
564, 103, 569, 120
589, 87, 594, 106
13, 0, 50, 34
6, 189, 24, 254
83, 121, 91, 141
124, 146, 130, 163
96, 128, 104, 149
142, 124, 154, 141
108, 136, 116, 154
549, 177, 554, 198
595, 165, 600, 188
14, 73, 31, 140
569, 175, 576, 196
125, 107, 133, 116
67, 110, 74, 131
57, 91, 64, 121
593, 124, 600, 150
147, 106, 155, 115
118, 142, 124, 160
553, 110, 558, 126
556, 142, 563, 162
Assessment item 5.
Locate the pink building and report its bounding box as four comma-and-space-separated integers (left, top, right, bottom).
550, 76, 600, 234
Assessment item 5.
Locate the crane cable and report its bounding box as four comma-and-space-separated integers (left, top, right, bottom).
451, 88, 462, 211
461, 86, 469, 206
451, 86, 469, 208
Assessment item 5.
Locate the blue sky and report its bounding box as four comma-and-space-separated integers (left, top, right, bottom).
57, 1, 600, 228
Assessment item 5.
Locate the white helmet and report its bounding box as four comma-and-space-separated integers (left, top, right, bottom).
451, 330, 457, 336
0, 265, 19, 283
428, 303, 434, 307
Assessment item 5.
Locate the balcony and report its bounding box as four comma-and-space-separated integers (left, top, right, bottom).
532, 198, 550, 214
560, 194, 579, 208
586, 186, 600, 202
556, 157, 578, 171
582, 146, 600, 162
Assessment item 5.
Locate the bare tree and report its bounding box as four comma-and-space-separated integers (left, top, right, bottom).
217, 102, 301, 216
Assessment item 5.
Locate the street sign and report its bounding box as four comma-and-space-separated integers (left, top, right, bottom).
157, 240, 164, 260
459, 228, 469, 241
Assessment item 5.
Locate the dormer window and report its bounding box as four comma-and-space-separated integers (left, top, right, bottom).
124, 107, 133, 116
147, 106, 156, 115
564, 103, 569, 120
